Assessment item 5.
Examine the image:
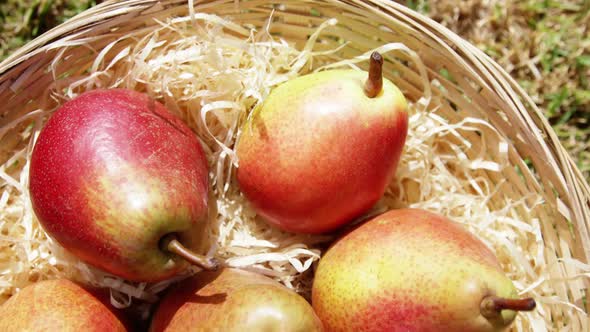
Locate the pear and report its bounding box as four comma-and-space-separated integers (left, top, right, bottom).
312, 208, 535, 332
29, 89, 218, 282
0, 279, 129, 331
150, 268, 323, 331
236, 52, 408, 234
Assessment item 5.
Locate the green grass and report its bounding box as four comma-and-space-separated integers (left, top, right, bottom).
1, 0, 588, 180
411, 0, 590, 179
0, 0, 97, 60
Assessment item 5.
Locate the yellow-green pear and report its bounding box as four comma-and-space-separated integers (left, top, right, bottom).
312, 208, 535, 332
150, 268, 323, 331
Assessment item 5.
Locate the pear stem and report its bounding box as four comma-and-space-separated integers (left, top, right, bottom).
162, 234, 220, 271
480, 296, 536, 318
364, 51, 384, 98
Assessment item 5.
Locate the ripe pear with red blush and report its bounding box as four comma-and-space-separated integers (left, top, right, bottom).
236, 52, 408, 234
0, 279, 129, 331
312, 208, 536, 332
150, 268, 323, 332
29, 89, 218, 282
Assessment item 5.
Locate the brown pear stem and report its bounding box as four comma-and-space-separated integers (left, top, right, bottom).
162, 234, 220, 271
480, 296, 536, 318
364, 51, 384, 98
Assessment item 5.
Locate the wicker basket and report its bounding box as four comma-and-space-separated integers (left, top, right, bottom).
0, 0, 588, 330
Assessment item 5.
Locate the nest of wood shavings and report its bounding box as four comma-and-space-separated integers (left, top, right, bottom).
0, 10, 587, 331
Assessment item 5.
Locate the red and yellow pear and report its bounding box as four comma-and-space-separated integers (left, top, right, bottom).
150, 268, 323, 332
312, 208, 535, 332
29, 89, 218, 282
0, 279, 129, 331
236, 52, 408, 234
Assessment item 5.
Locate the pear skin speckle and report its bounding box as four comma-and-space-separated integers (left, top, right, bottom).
0, 280, 128, 331
312, 208, 520, 332
236, 69, 408, 234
